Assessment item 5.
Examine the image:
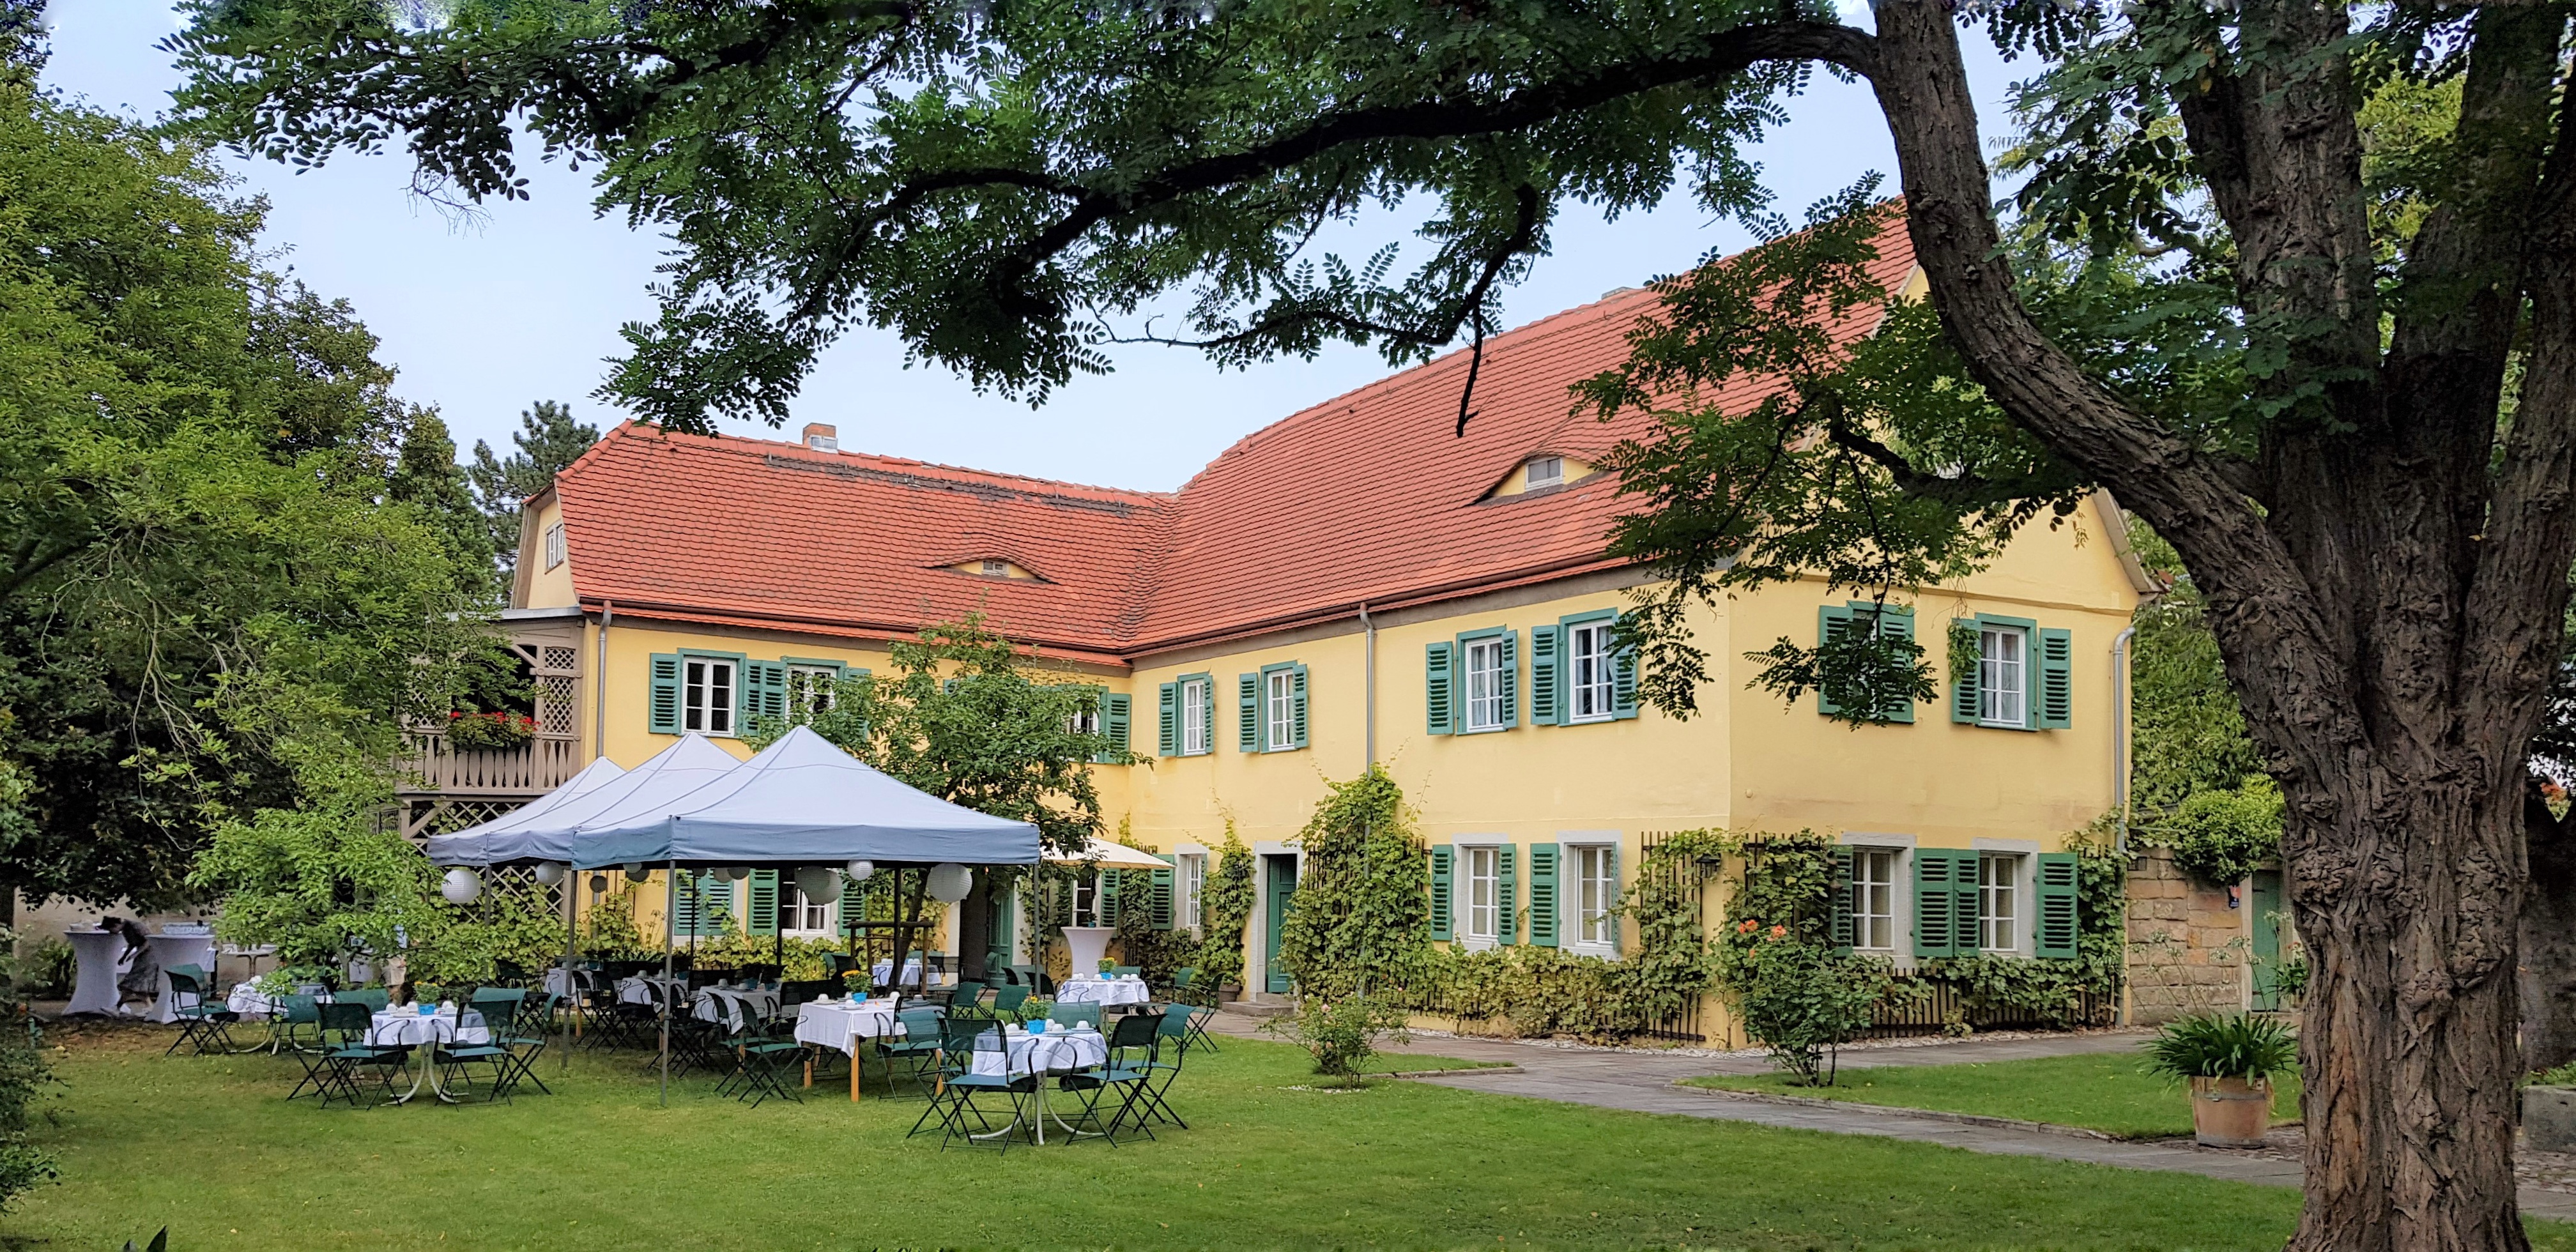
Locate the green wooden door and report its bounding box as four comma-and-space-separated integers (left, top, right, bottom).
2250, 869, 2284, 1011
1264, 857, 1298, 994
983, 889, 1014, 977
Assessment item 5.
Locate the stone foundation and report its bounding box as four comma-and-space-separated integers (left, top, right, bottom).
2124, 846, 2254, 1025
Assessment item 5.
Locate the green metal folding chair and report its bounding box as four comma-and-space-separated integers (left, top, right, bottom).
162, 969, 240, 1057
911, 1018, 1034, 1152
436, 998, 521, 1103
1045, 1001, 1103, 1032
314, 1001, 408, 1108
988, 983, 1032, 1023
1060, 1011, 1158, 1145
878, 1008, 947, 1096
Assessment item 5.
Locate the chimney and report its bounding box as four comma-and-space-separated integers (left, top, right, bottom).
802, 423, 838, 452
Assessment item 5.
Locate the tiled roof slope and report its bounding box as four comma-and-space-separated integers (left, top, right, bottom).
553, 429, 1172, 659
548, 218, 1919, 662
1125, 218, 1919, 650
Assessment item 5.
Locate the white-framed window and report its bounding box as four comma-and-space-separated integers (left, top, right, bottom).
1979, 853, 2020, 952
1463, 637, 1508, 732
787, 664, 840, 715
543, 521, 566, 570
980, 558, 1009, 577
1526, 455, 1564, 489
1572, 843, 1617, 949
1462, 845, 1501, 946
1073, 872, 1101, 928
1067, 701, 1101, 736
1264, 668, 1296, 750
777, 880, 834, 936
1852, 848, 1900, 952
1177, 852, 1206, 931
1567, 618, 1616, 723
1979, 626, 2027, 728
684, 656, 736, 735
1179, 676, 1211, 755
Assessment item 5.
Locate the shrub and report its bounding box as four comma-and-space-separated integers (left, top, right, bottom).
1724, 928, 1890, 1085
1262, 992, 1409, 1085
2143, 1012, 2299, 1085
2153, 779, 2282, 886
1196, 825, 1255, 988
22, 939, 69, 1000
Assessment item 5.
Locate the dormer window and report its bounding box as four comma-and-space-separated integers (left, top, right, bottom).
1526, 456, 1564, 489
981, 558, 1009, 577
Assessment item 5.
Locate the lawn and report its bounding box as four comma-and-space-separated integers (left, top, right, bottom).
4, 1023, 2542, 1251
1683, 1051, 2306, 1140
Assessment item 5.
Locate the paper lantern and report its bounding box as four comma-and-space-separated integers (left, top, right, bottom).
624, 864, 650, 883
925, 862, 973, 904
794, 866, 842, 905
440, 868, 483, 905
533, 861, 565, 887
588, 874, 608, 895
845, 859, 875, 882
722, 866, 751, 882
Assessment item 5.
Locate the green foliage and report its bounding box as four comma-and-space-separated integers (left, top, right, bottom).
579, 879, 652, 959
747, 616, 1108, 857
408, 871, 565, 986
1910, 822, 2130, 1028
21, 938, 68, 1000
0, 928, 55, 1212
1112, 864, 1197, 984
2149, 779, 2283, 888
1261, 992, 1411, 1084
1274, 768, 1427, 1000
185, 747, 450, 975
2143, 1014, 2299, 1085
1195, 825, 1255, 989
467, 399, 599, 570
2125, 523, 2264, 815
1710, 832, 1893, 1082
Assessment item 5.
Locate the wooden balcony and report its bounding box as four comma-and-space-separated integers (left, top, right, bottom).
399, 730, 585, 798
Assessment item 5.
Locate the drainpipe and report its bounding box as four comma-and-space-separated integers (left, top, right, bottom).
2110, 624, 2136, 1029
594, 600, 613, 762
1360, 602, 1377, 767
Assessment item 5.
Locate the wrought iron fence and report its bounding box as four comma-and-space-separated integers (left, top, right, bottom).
1857, 979, 2120, 1039
1633, 830, 1711, 1043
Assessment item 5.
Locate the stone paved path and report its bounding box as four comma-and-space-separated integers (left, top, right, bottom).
1211, 1012, 2576, 1222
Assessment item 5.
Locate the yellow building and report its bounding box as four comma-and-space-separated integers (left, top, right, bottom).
418, 225, 2152, 1040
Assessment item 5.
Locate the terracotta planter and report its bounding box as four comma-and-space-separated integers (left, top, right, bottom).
1217, 983, 1241, 1005
2188, 1075, 2273, 1147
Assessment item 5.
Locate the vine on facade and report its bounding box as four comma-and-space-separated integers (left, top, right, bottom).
1275, 767, 1429, 1000
1195, 823, 1256, 989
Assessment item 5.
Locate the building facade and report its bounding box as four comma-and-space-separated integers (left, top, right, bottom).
415, 224, 2159, 1039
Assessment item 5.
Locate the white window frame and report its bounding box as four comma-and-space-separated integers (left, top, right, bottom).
776, 878, 834, 937
1566, 619, 1616, 724
1462, 637, 1508, 732
1264, 668, 1296, 750
1177, 852, 1206, 933
787, 663, 839, 715
979, 558, 1009, 577
1460, 844, 1501, 949
1562, 835, 1620, 957
543, 521, 566, 570
1851, 846, 1901, 952
683, 656, 737, 736
1072, 872, 1100, 928
1179, 677, 1211, 756
1066, 701, 1101, 736
1526, 455, 1564, 489
1979, 853, 2022, 954
1979, 625, 2027, 728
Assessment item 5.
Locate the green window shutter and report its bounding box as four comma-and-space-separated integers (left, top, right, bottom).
1529, 624, 1561, 726
1816, 606, 1857, 719
1425, 642, 1454, 735
1957, 860, 1983, 954
1830, 845, 1855, 954
751, 662, 790, 724
1197, 680, 1216, 755
1151, 857, 1176, 931
1604, 844, 1622, 955
1096, 691, 1133, 763
648, 654, 682, 733
1238, 673, 1261, 752
1498, 630, 1519, 728
1158, 682, 1179, 756
1951, 622, 1981, 723
1430, 846, 1453, 941
1528, 843, 1559, 947
1611, 615, 1640, 720
677, 871, 730, 938
748, 869, 779, 938
1913, 852, 1956, 958
2035, 852, 2080, 958
1497, 845, 1518, 945
1288, 659, 1308, 747
1099, 871, 1119, 929
2036, 627, 2073, 728
1874, 606, 1918, 724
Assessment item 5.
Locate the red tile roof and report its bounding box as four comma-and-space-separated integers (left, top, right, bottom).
548, 220, 1919, 664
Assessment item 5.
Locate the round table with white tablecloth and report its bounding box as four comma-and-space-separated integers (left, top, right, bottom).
543, 967, 591, 1000
365, 1006, 493, 1105
868, 959, 951, 989
977, 1024, 1108, 1078
792, 998, 907, 1101
1054, 977, 1154, 1007
616, 974, 687, 1007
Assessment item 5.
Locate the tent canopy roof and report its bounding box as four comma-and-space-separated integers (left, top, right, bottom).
569, 726, 1040, 869
426, 735, 738, 867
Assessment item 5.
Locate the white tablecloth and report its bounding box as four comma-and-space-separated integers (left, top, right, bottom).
63, 931, 126, 1017
367, 1007, 491, 1048
694, 987, 781, 1032
974, 1026, 1107, 1078
791, 1000, 905, 1056
543, 968, 590, 999
1055, 977, 1154, 1007
616, 975, 686, 1006
870, 959, 953, 988
146, 935, 218, 1024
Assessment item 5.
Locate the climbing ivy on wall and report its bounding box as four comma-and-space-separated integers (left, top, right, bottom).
1275, 767, 1430, 1000
1195, 823, 1256, 988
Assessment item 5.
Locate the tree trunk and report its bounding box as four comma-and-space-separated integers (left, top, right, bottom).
957, 874, 993, 983
2525, 777, 2576, 1074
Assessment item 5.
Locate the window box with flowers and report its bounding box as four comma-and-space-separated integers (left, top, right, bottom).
444, 710, 537, 752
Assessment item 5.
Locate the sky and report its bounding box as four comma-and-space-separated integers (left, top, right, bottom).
40, 3, 2026, 493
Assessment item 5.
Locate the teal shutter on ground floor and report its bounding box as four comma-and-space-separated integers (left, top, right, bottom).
1830, 846, 1855, 954
1604, 844, 1623, 955
1497, 845, 1518, 945
1430, 846, 1453, 940
1528, 843, 1559, 947
1913, 852, 1958, 958
1151, 855, 1176, 931
2035, 852, 2080, 958
648, 654, 682, 733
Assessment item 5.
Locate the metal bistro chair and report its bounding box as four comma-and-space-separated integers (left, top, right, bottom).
719, 1000, 807, 1108
436, 997, 521, 1103
878, 1007, 947, 1096
1126, 1003, 1195, 1131
314, 1001, 408, 1108
912, 1018, 1034, 1152
1009, 963, 1052, 996
1059, 1011, 1159, 1145
1045, 1001, 1102, 1032
946, 981, 989, 1018
498, 993, 558, 1097
162, 969, 240, 1057
988, 983, 1032, 1023
1108, 965, 1142, 979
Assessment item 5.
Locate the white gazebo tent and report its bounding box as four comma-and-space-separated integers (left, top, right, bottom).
568, 726, 1041, 1103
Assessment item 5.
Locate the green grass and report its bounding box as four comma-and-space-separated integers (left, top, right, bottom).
1683, 1051, 2307, 1140
6, 1024, 2549, 1251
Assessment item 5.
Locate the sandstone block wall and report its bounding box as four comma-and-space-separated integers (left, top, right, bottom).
2125, 845, 2253, 1025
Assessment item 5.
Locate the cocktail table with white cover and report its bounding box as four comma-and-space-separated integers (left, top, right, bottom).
792, 998, 905, 1101
1054, 977, 1153, 1007
974, 1024, 1110, 1145
62, 930, 126, 1017
365, 1006, 492, 1104
146, 932, 217, 1024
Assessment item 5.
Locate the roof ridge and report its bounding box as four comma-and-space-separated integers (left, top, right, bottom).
616, 423, 1176, 503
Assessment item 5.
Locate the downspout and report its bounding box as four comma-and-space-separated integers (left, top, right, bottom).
1360, 603, 1377, 767
592, 600, 613, 762
2110, 624, 2137, 1028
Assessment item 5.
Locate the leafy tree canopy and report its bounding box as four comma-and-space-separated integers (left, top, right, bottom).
468, 399, 599, 570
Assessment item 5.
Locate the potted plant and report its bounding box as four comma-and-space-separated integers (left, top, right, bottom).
445, 709, 536, 752
2145, 1012, 2297, 1147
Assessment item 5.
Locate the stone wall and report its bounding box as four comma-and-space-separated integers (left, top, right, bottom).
2124, 844, 2253, 1025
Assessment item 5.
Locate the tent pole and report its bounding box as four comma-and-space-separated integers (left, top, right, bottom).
561, 865, 577, 1076
660, 860, 673, 1108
